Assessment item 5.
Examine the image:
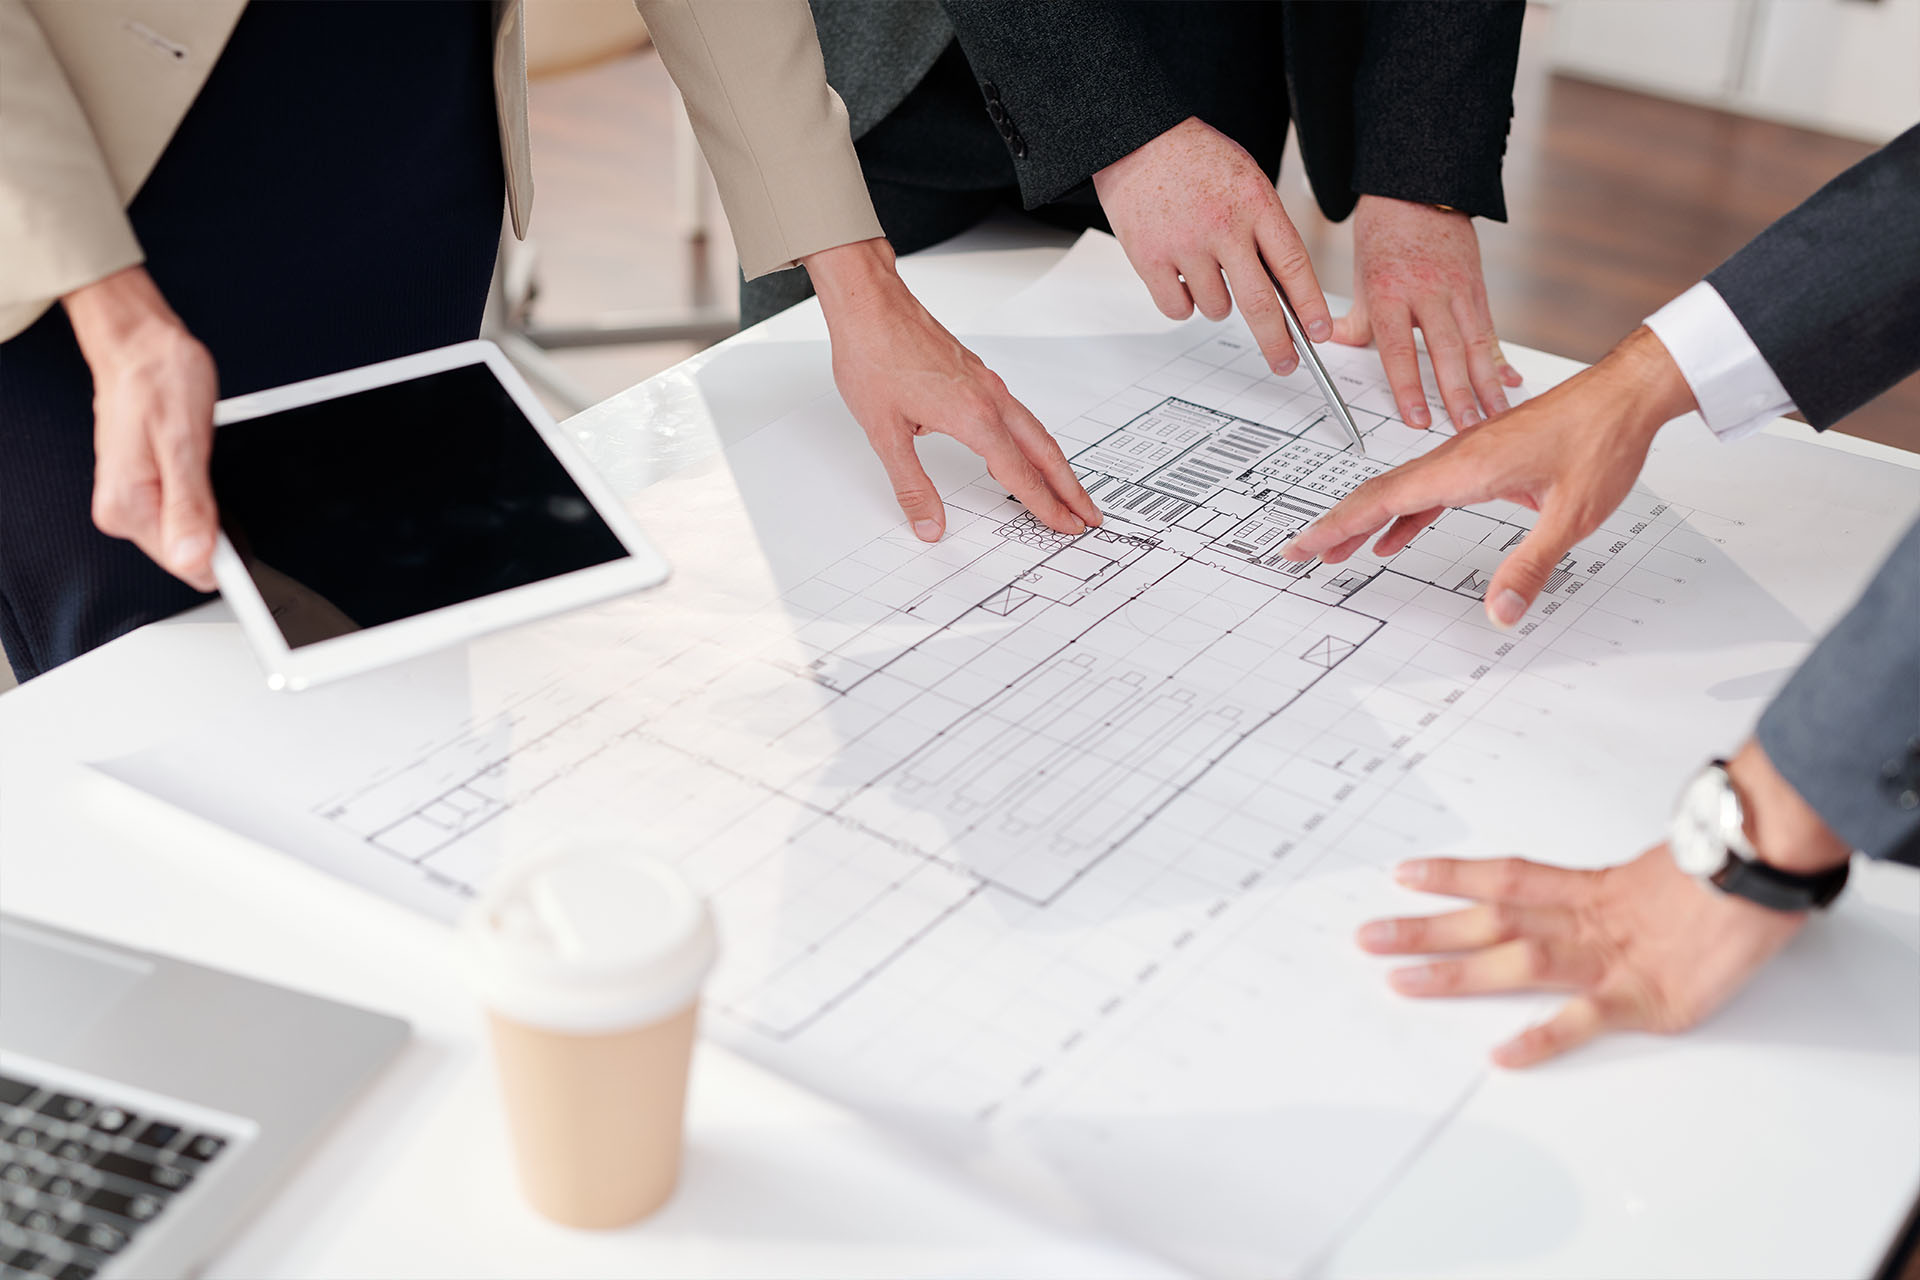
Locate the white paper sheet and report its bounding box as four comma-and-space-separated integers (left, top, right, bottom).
99, 234, 1920, 1277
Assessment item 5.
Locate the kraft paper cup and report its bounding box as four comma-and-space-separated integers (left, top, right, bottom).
464, 841, 717, 1228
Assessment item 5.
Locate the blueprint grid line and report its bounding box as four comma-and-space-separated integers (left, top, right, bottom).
98, 234, 1920, 1277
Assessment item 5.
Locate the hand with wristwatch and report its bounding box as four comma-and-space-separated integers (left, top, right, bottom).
1354, 739, 1853, 1068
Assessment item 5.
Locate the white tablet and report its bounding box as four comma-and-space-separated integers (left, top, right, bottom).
209, 340, 669, 691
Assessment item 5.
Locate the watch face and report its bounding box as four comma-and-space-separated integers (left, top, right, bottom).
1669, 767, 1728, 876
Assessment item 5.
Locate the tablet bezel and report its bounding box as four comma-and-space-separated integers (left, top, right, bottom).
210, 339, 669, 692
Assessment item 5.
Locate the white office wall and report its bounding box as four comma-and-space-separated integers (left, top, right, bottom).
1551, 0, 1920, 144
1745, 0, 1920, 141
1553, 0, 1747, 96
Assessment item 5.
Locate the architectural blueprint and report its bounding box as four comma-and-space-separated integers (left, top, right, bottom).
101, 235, 1920, 1276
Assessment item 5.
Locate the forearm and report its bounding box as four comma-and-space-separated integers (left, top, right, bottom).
62, 266, 186, 366
1752, 515, 1920, 865
1725, 740, 1854, 875
0, 0, 147, 341
633, 0, 882, 278
941, 0, 1189, 208
1706, 122, 1920, 429
1594, 325, 1703, 444
1344, 1, 1524, 221
802, 238, 907, 336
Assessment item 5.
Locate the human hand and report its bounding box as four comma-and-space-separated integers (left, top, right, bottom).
1281, 327, 1696, 627
1332, 195, 1524, 430
805, 238, 1101, 542
64, 266, 221, 591
1093, 116, 1333, 376
1357, 740, 1851, 1067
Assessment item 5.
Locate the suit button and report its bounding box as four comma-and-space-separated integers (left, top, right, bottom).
981, 80, 999, 101
1010, 132, 1029, 160
987, 99, 1005, 124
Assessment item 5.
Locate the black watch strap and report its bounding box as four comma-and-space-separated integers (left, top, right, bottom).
1711, 855, 1850, 912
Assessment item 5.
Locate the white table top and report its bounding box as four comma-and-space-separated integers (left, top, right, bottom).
3, 220, 1916, 1279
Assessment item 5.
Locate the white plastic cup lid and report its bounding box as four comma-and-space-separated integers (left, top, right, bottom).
462, 840, 718, 1034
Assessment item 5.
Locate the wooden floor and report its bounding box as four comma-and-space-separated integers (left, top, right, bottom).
1276, 21, 1919, 451
525, 6, 1918, 450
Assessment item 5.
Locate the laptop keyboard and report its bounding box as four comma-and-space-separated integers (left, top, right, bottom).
0, 1072, 233, 1280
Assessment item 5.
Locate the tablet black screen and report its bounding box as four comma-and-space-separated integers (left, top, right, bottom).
211, 361, 629, 648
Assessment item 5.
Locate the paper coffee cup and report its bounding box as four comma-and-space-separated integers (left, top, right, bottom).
463, 841, 717, 1228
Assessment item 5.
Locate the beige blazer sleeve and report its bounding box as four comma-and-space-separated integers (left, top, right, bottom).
0, 0, 146, 340
635, 0, 882, 279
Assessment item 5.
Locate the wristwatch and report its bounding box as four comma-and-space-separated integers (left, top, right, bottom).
1668, 760, 1849, 911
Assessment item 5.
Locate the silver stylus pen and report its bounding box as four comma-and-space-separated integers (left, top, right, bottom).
1274, 287, 1368, 457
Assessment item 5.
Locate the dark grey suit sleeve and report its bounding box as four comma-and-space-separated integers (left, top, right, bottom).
939, 0, 1192, 209
1707, 123, 1920, 429
1757, 515, 1920, 866
1282, 1, 1523, 223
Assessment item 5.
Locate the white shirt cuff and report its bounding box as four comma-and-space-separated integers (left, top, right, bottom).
1643, 282, 1797, 442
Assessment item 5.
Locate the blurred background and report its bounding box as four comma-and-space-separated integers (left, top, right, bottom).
3, 0, 1913, 697
513, 0, 1920, 448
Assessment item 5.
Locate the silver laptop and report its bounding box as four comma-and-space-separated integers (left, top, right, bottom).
0, 915, 408, 1279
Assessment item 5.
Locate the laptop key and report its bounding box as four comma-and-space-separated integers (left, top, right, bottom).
179, 1132, 227, 1163
32, 1176, 76, 1203
128, 1122, 180, 1152
92, 1151, 191, 1194
31, 1096, 91, 1126
0, 1078, 34, 1109
49, 1141, 92, 1166
77, 1186, 141, 1220
0, 1164, 31, 1187
83, 1109, 132, 1138
56, 1261, 99, 1280
57, 1219, 125, 1256
0, 1248, 50, 1275
6, 1127, 46, 1153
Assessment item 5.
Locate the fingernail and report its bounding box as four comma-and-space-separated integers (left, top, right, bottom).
1455, 409, 1480, 430
1273, 356, 1298, 376
1406, 404, 1431, 428
1308, 318, 1331, 342
912, 519, 942, 542
1357, 920, 1399, 949
1489, 589, 1526, 629
1389, 964, 1438, 993
1394, 860, 1431, 887
1086, 510, 1104, 527
170, 533, 211, 570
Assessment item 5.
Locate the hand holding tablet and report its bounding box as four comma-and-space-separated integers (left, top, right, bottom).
208, 341, 669, 690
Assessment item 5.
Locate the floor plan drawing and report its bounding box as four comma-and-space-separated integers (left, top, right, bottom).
99, 234, 1920, 1277
305, 349, 1689, 1054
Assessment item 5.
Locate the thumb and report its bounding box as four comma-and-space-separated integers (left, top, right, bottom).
156, 433, 219, 593
1330, 300, 1371, 347
1486, 513, 1577, 629
877, 431, 947, 542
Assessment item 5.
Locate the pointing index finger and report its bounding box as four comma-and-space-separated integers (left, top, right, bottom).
1281, 459, 1439, 563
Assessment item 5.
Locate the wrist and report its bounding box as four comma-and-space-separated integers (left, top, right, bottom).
1355, 193, 1465, 219
802, 238, 905, 326
1725, 740, 1852, 875
62, 266, 186, 366
1602, 326, 1699, 446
